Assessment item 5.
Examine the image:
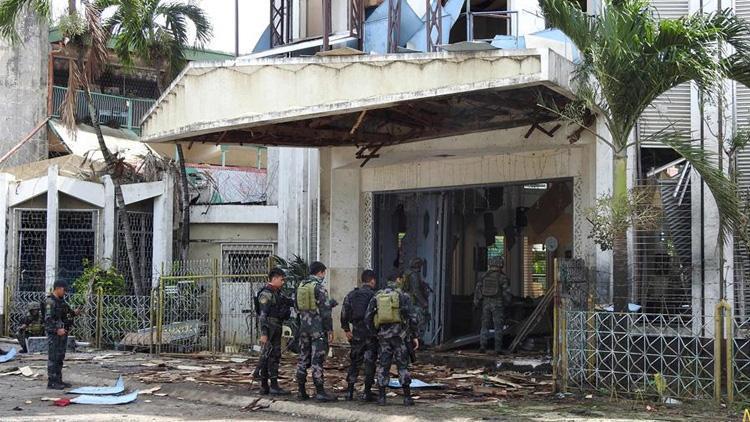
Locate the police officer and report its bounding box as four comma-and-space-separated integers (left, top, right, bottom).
295, 261, 337, 402
340, 269, 378, 401
256, 268, 293, 396
364, 280, 419, 406
401, 258, 429, 344
473, 256, 512, 355
17, 302, 44, 353
45, 281, 77, 389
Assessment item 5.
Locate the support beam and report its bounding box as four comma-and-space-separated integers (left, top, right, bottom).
151, 176, 173, 287
387, 0, 401, 53
0, 173, 15, 316
426, 0, 443, 52
102, 176, 115, 269
45, 165, 59, 291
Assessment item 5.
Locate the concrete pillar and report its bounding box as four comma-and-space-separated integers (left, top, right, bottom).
593, 118, 613, 302
327, 149, 362, 340
45, 165, 59, 291
102, 176, 116, 269
152, 176, 174, 287
0, 173, 14, 316
318, 148, 332, 266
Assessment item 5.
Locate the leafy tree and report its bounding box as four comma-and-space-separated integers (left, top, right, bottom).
540, 0, 750, 309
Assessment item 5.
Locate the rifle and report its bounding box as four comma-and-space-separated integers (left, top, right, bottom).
404, 333, 417, 364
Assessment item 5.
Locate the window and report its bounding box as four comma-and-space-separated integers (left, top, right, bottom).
523, 240, 547, 298
221, 244, 275, 281
115, 211, 154, 294
14, 209, 47, 292
58, 210, 98, 289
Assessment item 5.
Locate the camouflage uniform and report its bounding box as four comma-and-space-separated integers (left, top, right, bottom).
16, 303, 44, 353
45, 294, 73, 387
256, 284, 292, 394
473, 266, 511, 353
401, 258, 429, 343
295, 275, 333, 388
340, 284, 378, 399
364, 286, 418, 405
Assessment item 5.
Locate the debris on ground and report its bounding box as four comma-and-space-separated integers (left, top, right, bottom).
134, 350, 552, 403
69, 376, 125, 395
0, 347, 17, 363
69, 391, 138, 405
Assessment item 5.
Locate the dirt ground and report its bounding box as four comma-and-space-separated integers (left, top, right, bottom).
0, 341, 746, 421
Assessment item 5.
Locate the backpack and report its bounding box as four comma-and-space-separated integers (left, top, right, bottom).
374, 291, 401, 328
481, 272, 501, 297
296, 281, 318, 311
349, 288, 374, 322
253, 287, 267, 316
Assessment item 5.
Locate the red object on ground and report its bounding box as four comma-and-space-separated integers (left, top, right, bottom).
53, 398, 71, 407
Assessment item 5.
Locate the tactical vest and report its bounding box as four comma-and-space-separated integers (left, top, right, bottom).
349, 287, 374, 322
27, 319, 43, 335
374, 290, 401, 328
296, 281, 318, 311
256, 287, 288, 319
482, 272, 503, 297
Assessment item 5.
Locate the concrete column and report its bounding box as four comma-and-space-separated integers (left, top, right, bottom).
327, 149, 361, 339
102, 176, 116, 269
318, 148, 332, 265
152, 176, 174, 287
593, 118, 613, 302
45, 165, 59, 291
0, 173, 14, 316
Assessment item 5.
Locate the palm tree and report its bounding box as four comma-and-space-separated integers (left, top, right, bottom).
0, 0, 147, 298
539, 0, 750, 310
96, 0, 212, 262
95, 0, 212, 93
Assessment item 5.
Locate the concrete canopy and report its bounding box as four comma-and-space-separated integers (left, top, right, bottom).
141, 49, 577, 148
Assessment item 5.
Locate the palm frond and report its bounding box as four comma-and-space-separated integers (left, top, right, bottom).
60, 58, 81, 135
0, 0, 50, 43
538, 0, 597, 54
83, 1, 108, 82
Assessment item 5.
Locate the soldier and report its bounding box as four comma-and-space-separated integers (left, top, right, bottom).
340, 269, 378, 401
255, 268, 293, 396
16, 302, 44, 353
401, 258, 429, 344
473, 256, 512, 355
364, 280, 419, 406
295, 261, 337, 402
45, 281, 77, 389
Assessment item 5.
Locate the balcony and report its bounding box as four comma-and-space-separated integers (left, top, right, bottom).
51, 86, 156, 135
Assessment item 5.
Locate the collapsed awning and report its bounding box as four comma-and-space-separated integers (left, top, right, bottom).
49, 119, 159, 164
140, 49, 577, 148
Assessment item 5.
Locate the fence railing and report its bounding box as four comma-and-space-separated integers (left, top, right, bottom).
50, 86, 155, 135
3, 258, 268, 354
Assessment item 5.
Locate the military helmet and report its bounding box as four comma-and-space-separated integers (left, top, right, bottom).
488, 255, 505, 269
28, 302, 41, 311
386, 279, 397, 289
409, 257, 424, 269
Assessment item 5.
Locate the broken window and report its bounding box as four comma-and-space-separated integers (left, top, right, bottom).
14, 209, 47, 292
115, 211, 154, 294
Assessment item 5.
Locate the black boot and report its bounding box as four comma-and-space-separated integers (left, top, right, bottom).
377, 386, 386, 406
259, 378, 270, 395
403, 386, 414, 406
47, 375, 64, 390
478, 345, 486, 354
345, 383, 355, 401
269, 379, 290, 396
360, 381, 375, 402
297, 380, 310, 401
314, 382, 338, 402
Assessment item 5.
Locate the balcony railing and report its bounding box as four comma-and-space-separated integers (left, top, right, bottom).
51, 86, 156, 135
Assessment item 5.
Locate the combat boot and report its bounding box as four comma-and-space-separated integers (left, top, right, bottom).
47, 379, 65, 390
402, 386, 414, 406
269, 379, 290, 396
297, 380, 310, 401
259, 378, 270, 395
377, 386, 387, 406
314, 382, 338, 402
360, 381, 375, 402
345, 383, 355, 401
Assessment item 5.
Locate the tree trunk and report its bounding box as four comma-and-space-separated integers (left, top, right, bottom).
176, 145, 191, 262
82, 85, 144, 298
612, 153, 629, 311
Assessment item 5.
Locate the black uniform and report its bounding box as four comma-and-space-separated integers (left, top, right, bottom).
256, 285, 292, 385
340, 285, 378, 395
45, 294, 73, 386
16, 310, 44, 353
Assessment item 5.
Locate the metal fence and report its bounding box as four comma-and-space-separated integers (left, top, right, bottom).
51, 86, 155, 134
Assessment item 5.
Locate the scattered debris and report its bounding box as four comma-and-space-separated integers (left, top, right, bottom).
388, 378, 444, 389
585, 394, 593, 399
663, 397, 682, 405
53, 399, 71, 407
24, 400, 31, 405
0, 347, 17, 363
69, 376, 125, 395
241, 397, 269, 412
12, 406, 22, 411
137, 386, 162, 395
41, 397, 61, 402
70, 391, 138, 405
20, 366, 34, 377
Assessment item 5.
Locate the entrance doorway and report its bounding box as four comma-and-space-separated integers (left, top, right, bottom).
372, 179, 574, 347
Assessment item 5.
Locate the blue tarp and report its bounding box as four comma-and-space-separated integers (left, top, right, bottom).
388, 378, 444, 389
70, 391, 138, 405
69, 376, 125, 395
0, 347, 17, 363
